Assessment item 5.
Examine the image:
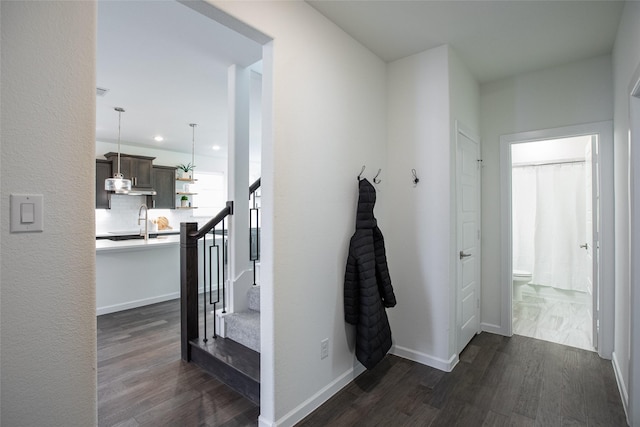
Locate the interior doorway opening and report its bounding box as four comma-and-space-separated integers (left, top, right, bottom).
510, 135, 597, 351
500, 121, 614, 359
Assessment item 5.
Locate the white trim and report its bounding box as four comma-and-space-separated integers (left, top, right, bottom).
612, 351, 630, 425
96, 292, 180, 315
259, 364, 366, 427
499, 137, 513, 337
391, 345, 459, 372
454, 121, 483, 353
258, 38, 276, 427
500, 121, 614, 356
628, 65, 640, 427
480, 322, 504, 335
96, 286, 211, 315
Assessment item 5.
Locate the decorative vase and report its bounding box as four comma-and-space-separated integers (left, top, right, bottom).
181, 199, 188, 207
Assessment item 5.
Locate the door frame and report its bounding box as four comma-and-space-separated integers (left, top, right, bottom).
628, 66, 640, 427
455, 121, 482, 353
499, 121, 614, 359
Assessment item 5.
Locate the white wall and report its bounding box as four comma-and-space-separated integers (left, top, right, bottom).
209, 2, 388, 426
511, 136, 591, 165
385, 45, 479, 368
612, 1, 640, 420
0, 2, 97, 425
479, 55, 613, 331
449, 48, 480, 136
386, 45, 453, 368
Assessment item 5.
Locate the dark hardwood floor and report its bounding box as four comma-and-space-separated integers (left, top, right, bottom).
98, 299, 627, 427
298, 333, 628, 427
97, 299, 259, 427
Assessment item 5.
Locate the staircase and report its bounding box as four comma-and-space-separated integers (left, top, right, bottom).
180, 179, 261, 404
225, 285, 260, 352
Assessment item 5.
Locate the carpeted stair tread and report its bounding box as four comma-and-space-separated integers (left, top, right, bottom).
248, 285, 260, 312
225, 310, 260, 353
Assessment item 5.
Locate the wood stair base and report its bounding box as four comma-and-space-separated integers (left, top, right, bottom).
189, 337, 260, 405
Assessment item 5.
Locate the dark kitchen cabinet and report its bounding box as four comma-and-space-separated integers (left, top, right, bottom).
104, 152, 155, 189
148, 166, 176, 209
96, 159, 112, 209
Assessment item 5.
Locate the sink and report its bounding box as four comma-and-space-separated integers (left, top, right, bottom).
107, 230, 141, 235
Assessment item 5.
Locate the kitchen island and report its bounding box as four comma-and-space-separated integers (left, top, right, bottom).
96, 232, 224, 315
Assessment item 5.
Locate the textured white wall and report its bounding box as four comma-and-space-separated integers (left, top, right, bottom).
479, 55, 613, 331
0, 2, 97, 425
612, 1, 640, 419
209, 2, 388, 425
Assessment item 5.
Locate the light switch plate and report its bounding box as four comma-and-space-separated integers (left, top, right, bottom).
10, 194, 43, 233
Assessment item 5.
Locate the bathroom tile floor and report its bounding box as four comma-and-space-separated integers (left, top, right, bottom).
513, 294, 594, 351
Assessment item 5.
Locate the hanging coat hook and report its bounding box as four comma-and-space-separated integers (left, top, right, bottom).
411, 169, 420, 187
357, 165, 366, 181
373, 168, 382, 184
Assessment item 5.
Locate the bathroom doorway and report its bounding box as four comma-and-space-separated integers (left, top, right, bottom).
510, 135, 596, 351
500, 122, 615, 357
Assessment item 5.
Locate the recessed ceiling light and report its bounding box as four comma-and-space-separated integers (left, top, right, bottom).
212, 145, 221, 151
154, 135, 164, 142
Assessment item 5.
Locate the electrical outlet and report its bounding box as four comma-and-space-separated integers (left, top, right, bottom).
320, 338, 329, 359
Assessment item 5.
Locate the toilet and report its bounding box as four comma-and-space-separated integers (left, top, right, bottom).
513, 269, 532, 301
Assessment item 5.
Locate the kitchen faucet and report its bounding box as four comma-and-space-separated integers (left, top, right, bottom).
138, 204, 149, 241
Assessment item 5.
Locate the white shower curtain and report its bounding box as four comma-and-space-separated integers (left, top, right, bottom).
512, 162, 588, 292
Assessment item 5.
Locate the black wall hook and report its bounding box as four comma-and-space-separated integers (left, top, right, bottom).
411, 169, 419, 187
357, 165, 366, 181
373, 169, 382, 184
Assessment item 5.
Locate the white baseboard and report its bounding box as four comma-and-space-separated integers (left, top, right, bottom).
611, 351, 630, 425
258, 415, 273, 427
96, 287, 207, 315
97, 292, 180, 315
260, 363, 366, 427
391, 345, 458, 372
481, 322, 508, 336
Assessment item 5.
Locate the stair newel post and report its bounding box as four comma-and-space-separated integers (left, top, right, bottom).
180, 222, 199, 361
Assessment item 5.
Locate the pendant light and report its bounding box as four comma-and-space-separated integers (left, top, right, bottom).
105, 107, 132, 193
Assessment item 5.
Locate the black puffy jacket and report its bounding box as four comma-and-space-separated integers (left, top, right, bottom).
344, 178, 396, 369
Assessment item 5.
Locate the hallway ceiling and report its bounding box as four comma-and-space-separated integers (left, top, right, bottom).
307, 0, 625, 84
97, 1, 625, 157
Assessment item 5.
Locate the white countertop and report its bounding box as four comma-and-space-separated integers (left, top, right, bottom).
96, 234, 181, 252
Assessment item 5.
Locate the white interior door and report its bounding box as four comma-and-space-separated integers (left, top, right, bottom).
587, 135, 600, 350
456, 127, 481, 353
584, 142, 593, 296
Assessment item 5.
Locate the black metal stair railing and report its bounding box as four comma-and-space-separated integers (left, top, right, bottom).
249, 178, 261, 286
181, 178, 261, 361
180, 201, 233, 361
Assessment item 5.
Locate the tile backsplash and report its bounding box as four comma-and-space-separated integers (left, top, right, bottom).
96, 194, 201, 234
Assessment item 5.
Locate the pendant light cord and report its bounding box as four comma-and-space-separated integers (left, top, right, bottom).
190, 123, 196, 177
115, 107, 125, 177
